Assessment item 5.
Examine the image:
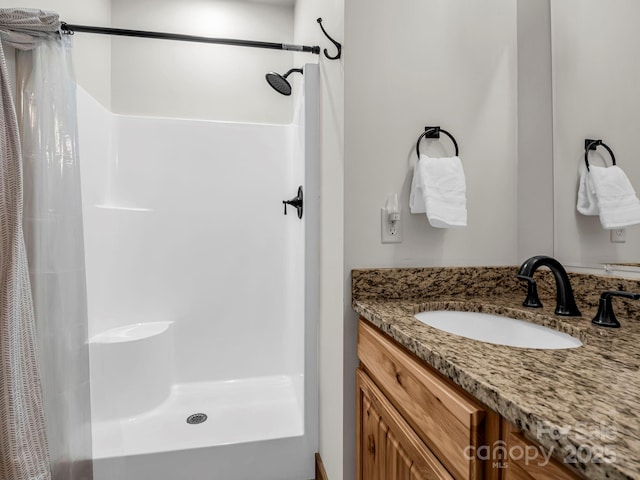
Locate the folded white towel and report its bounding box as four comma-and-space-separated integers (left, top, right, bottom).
576, 162, 599, 216
410, 154, 467, 228
409, 159, 426, 214
588, 165, 640, 229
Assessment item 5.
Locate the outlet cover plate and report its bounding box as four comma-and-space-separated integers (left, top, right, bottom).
381, 208, 402, 244
610, 228, 626, 243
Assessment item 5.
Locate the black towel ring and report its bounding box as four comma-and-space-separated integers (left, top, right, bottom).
416, 126, 459, 159
584, 138, 616, 171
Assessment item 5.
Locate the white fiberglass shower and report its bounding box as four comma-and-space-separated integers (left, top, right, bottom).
79, 64, 319, 480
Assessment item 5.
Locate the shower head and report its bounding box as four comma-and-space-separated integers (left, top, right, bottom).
265, 67, 303, 96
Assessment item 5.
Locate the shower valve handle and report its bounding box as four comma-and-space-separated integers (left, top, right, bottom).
282, 186, 303, 219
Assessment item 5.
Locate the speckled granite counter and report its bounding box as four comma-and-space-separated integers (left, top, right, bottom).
352, 267, 640, 480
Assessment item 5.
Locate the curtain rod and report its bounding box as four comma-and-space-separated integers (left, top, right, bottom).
60, 23, 320, 54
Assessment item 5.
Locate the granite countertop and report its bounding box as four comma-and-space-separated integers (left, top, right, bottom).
352, 267, 640, 480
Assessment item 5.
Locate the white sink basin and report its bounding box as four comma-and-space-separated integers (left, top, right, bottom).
414, 310, 582, 349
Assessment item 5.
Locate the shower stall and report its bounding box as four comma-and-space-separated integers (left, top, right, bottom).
79, 63, 319, 479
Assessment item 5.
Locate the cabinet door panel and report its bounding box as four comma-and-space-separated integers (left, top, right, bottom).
361, 395, 381, 480
357, 368, 454, 480
386, 433, 414, 480
358, 319, 485, 480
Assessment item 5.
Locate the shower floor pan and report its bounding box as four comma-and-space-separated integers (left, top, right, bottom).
92, 374, 303, 459
92, 375, 307, 480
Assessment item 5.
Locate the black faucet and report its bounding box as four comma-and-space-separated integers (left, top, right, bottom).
517, 255, 582, 317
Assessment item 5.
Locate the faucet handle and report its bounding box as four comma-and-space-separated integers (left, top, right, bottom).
282, 186, 303, 219
591, 291, 640, 328
517, 275, 543, 308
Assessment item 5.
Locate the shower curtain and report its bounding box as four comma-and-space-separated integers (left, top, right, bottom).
0, 9, 92, 480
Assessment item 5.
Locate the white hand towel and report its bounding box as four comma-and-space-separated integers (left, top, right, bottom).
409, 160, 426, 214
415, 154, 467, 228
589, 165, 640, 229
576, 162, 599, 216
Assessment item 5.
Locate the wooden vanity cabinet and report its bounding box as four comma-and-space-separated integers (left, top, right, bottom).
357, 319, 491, 480
357, 319, 585, 480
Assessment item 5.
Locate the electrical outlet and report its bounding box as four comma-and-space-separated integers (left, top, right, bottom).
610, 228, 626, 243
381, 208, 402, 243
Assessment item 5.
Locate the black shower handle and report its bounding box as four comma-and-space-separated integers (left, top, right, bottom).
283, 186, 303, 219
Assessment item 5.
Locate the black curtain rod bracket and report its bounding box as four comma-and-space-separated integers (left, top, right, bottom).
60, 22, 320, 54
316, 18, 341, 60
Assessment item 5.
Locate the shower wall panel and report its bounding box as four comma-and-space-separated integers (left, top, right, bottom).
77, 63, 318, 480
79, 87, 304, 385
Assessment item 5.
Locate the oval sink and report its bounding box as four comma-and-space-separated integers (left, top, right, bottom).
414, 310, 582, 349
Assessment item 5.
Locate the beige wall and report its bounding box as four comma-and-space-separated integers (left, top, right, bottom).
295, 1, 519, 478
517, 0, 554, 261
343, 0, 517, 478
8, 0, 112, 107
345, 0, 518, 271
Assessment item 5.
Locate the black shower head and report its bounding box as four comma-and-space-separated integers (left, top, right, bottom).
265, 67, 303, 96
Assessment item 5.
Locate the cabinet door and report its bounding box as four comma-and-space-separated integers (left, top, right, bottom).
357, 368, 454, 480
358, 319, 485, 480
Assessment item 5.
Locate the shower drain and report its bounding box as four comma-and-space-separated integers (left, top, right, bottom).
186, 413, 208, 425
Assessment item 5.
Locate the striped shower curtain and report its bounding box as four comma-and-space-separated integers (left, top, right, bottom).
1, 8, 89, 480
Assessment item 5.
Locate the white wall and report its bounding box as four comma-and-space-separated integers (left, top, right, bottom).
552, 0, 640, 268
110, 0, 296, 123
8, 0, 112, 107
293, 2, 345, 480
10, 0, 300, 122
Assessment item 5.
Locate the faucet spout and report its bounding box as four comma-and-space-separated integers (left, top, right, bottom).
517, 255, 582, 317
